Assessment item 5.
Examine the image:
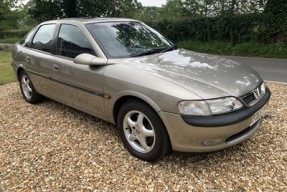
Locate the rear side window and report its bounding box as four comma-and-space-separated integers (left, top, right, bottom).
57, 24, 94, 59
31, 24, 55, 53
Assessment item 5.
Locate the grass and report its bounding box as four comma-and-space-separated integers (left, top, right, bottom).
0, 37, 21, 44
179, 40, 287, 59
0, 50, 16, 85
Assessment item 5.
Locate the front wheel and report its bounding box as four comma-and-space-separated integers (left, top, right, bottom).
19, 71, 43, 104
117, 100, 171, 162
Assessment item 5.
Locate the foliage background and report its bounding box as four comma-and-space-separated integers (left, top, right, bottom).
0, 0, 286, 54
140, 0, 287, 44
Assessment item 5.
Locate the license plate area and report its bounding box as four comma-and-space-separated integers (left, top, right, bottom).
250, 106, 266, 126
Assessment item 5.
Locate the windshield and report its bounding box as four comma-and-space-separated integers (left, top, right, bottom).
86, 21, 174, 58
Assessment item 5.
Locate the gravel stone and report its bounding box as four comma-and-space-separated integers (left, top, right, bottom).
0, 82, 286, 191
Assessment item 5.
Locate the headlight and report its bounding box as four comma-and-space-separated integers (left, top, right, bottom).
206, 97, 243, 115
260, 83, 266, 96
178, 97, 243, 116
178, 100, 211, 116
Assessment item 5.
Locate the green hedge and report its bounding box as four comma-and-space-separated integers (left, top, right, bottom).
148, 13, 286, 44
0, 30, 29, 39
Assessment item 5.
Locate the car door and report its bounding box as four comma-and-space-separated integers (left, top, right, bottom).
25, 24, 59, 97
45, 23, 106, 117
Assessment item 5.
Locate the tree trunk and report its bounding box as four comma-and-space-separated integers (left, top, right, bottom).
63, 0, 77, 17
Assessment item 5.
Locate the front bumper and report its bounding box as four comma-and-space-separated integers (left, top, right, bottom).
159, 88, 271, 152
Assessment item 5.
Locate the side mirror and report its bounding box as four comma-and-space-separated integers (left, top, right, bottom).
74, 53, 107, 66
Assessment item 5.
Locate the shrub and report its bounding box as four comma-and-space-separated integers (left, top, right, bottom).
147, 12, 284, 45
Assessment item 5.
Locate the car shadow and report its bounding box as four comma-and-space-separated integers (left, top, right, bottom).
36, 97, 262, 167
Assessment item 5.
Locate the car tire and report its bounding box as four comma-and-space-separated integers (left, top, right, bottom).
19, 71, 43, 104
117, 100, 171, 162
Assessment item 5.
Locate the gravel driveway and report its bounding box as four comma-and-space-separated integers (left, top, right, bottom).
0, 82, 286, 191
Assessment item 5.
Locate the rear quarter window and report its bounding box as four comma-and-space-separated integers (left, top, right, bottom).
31, 24, 56, 53
19, 28, 37, 47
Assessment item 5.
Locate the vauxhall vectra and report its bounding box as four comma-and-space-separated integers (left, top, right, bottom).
11, 18, 271, 161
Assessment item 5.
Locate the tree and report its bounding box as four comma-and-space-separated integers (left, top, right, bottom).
28, 0, 63, 22
134, 6, 163, 22
206, 0, 266, 16
28, 0, 142, 22
160, 0, 186, 19
0, 0, 20, 31
264, 0, 286, 15
108, 0, 142, 18
17, 0, 37, 29
262, 0, 287, 43
156, 0, 266, 20
63, 0, 77, 17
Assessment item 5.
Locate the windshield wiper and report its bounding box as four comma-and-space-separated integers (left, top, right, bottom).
130, 44, 178, 57
131, 48, 164, 57
160, 44, 178, 53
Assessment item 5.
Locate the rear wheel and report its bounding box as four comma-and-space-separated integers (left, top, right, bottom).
19, 71, 43, 104
117, 100, 171, 162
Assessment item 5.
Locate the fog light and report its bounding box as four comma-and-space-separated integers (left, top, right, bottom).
203, 138, 225, 146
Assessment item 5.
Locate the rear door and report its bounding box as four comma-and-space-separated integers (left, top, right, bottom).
24, 24, 58, 96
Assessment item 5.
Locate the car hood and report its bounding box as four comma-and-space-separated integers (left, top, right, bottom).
113, 49, 262, 99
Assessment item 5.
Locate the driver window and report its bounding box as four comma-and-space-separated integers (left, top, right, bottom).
57, 24, 94, 59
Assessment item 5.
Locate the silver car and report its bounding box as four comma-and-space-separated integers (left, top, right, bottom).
12, 18, 271, 161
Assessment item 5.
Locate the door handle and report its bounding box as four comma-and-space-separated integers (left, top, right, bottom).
52, 64, 59, 71
25, 55, 31, 62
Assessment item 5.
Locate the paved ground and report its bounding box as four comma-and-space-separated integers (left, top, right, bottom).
224, 56, 287, 83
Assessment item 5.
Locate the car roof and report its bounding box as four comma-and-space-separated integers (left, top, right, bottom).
41, 17, 139, 25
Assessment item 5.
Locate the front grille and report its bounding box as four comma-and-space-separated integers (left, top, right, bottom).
242, 93, 256, 105
240, 84, 265, 107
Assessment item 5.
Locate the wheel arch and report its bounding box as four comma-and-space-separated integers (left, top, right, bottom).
113, 94, 172, 157
16, 66, 26, 80
113, 95, 161, 126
